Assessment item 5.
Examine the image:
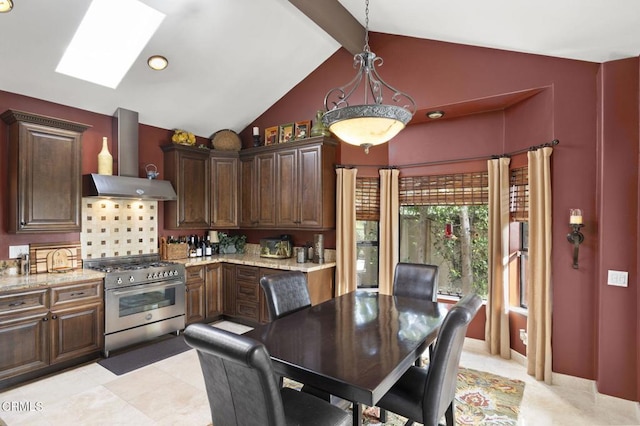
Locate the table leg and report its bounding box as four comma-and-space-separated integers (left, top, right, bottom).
352, 402, 362, 424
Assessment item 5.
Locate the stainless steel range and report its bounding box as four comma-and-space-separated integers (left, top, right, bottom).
84, 254, 185, 357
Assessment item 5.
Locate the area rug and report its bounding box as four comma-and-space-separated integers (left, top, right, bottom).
97, 335, 191, 376
284, 367, 525, 425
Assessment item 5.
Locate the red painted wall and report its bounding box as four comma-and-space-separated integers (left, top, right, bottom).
596, 58, 639, 399
245, 33, 639, 401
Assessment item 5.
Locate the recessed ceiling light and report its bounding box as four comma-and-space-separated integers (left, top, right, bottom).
426, 110, 445, 119
0, 0, 13, 13
147, 55, 168, 71
56, 0, 165, 89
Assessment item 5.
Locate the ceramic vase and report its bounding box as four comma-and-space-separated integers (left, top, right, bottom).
98, 137, 113, 175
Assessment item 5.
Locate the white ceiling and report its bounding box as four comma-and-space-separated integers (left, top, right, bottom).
1, 0, 639, 138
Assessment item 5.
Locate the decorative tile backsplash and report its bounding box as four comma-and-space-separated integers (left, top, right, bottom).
80, 199, 157, 259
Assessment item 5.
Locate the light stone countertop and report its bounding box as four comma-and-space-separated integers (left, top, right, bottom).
0, 269, 106, 293
0, 254, 335, 293
176, 253, 336, 272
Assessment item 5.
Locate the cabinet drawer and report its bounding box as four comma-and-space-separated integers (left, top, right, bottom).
236, 265, 259, 281
236, 281, 259, 302
186, 265, 205, 282
0, 289, 48, 315
50, 281, 102, 307
236, 301, 259, 321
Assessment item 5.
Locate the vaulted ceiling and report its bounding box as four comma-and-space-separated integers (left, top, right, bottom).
1, 0, 638, 137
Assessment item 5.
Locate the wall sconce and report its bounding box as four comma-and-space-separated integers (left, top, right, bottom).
567, 209, 584, 269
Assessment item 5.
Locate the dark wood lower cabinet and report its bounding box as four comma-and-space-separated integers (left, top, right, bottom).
0, 280, 103, 388
205, 264, 222, 319
185, 266, 205, 325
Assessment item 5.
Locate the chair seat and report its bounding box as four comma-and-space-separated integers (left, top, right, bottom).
376, 364, 428, 423
281, 387, 351, 426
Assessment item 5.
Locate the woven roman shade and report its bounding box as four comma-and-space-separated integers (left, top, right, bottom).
509, 166, 528, 221
399, 172, 489, 206
356, 177, 380, 220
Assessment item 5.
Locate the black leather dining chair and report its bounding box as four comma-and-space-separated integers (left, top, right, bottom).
393, 262, 439, 301
375, 293, 482, 426
184, 323, 351, 426
259, 271, 311, 321
393, 262, 439, 365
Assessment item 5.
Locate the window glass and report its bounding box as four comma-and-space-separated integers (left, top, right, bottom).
399, 205, 488, 299
519, 222, 529, 308
356, 220, 379, 288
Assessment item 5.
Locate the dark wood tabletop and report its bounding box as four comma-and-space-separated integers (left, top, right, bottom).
244, 290, 449, 408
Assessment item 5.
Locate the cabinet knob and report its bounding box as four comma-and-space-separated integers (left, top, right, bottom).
20, 221, 26, 227
51, 314, 58, 320
42, 316, 48, 321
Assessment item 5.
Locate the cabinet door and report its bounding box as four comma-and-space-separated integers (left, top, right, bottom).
185, 282, 205, 325
185, 266, 205, 325
205, 263, 222, 318
163, 146, 210, 229
239, 156, 257, 227
2, 111, 88, 233
255, 152, 277, 226
298, 145, 324, 228
50, 302, 102, 364
210, 155, 238, 228
0, 311, 49, 380
222, 264, 236, 316
275, 148, 299, 227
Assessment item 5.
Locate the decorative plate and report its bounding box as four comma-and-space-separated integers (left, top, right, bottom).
211, 129, 241, 151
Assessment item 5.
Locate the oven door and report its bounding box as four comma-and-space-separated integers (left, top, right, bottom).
105, 280, 185, 334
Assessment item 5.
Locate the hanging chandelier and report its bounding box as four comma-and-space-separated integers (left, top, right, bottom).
321, 0, 416, 154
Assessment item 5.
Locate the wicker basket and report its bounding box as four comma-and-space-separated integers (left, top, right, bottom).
160, 237, 188, 260
211, 129, 242, 151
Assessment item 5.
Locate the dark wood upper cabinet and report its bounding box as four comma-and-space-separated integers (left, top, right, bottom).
239, 136, 336, 230
210, 152, 238, 228
162, 144, 211, 229
1, 110, 90, 233
163, 145, 240, 230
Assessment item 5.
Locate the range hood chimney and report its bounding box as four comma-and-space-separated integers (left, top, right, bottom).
82, 108, 177, 200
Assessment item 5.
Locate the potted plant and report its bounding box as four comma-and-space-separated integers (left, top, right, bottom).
218, 232, 246, 254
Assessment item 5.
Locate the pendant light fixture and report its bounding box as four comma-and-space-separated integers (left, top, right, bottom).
0, 0, 13, 13
321, 0, 416, 154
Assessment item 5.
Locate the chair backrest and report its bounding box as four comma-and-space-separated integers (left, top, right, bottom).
393, 262, 439, 301
260, 271, 312, 321
422, 293, 482, 425
183, 323, 286, 426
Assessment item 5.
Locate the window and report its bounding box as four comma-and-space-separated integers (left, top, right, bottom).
399, 173, 489, 299
519, 222, 529, 308
510, 166, 528, 308
356, 177, 380, 288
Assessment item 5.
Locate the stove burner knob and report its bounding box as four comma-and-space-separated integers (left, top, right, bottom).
147, 273, 153, 280
116, 277, 122, 284
129, 276, 135, 283
173, 269, 179, 276
153, 272, 159, 279
163, 271, 169, 277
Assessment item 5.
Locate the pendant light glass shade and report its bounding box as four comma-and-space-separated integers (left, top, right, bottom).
321, 1, 415, 153
0, 0, 13, 13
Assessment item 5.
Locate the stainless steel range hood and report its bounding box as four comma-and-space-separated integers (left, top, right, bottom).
82, 108, 177, 200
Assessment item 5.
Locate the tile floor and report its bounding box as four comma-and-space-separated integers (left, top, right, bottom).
0, 321, 638, 426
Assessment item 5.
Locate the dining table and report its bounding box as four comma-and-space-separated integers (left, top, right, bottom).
244, 290, 450, 424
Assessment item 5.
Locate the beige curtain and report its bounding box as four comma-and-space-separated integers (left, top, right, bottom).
527, 147, 553, 383
485, 157, 511, 359
378, 168, 399, 295
335, 168, 358, 296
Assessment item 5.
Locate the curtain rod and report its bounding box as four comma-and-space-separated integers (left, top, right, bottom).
335, 139, 559, 169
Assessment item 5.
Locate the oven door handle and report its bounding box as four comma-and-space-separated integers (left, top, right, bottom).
110, 281, 184, 296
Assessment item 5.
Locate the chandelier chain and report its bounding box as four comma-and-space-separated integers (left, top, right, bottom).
364, 0, 370, 52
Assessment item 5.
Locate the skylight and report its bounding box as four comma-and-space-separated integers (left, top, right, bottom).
56, 0, 165, 89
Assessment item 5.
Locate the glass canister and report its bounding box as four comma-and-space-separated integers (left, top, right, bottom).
296, 247, 306, 263
313, 234, 324, 263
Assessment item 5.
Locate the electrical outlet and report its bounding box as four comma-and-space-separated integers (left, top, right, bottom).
9, 245, 29, 259
607, 270, 628, 287
519, 329, 528, 346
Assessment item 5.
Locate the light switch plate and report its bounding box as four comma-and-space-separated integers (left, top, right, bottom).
9, 245, 29, 258
607, 270, 628, 287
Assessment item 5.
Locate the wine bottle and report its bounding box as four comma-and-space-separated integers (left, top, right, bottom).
204, 234, 212, 256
